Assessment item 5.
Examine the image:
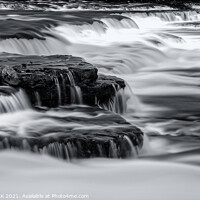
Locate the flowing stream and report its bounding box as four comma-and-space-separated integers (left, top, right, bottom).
0, 1, 200, 199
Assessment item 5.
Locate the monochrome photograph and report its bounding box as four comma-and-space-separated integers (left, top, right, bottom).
0, 0, 200, 199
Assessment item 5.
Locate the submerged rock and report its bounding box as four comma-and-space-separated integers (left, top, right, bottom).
0, 54, 125, 108
0, 105, 143, 159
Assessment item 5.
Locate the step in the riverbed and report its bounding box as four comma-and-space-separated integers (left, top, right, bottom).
0, 54, 126, 114
0, 105, 143, 159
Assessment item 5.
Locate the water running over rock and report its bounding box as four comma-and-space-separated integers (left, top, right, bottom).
0, 86, 30, 113
0, 53, 143, 159
0, 105, 143, 159
66, 70, 83, 104
0, 2, 200, 199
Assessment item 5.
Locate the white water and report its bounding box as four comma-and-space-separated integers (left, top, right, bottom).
54, 77, 62, 105
123, 135, 138, 157
0, 104, 139, 160
0, 87, 30, 113
1, 9, 200, 144
0, 6, 200, 199
59, 11, 200, 140
99, 85, 128, 114
66, 70, 83, 104
1, 9, 200, 143
0, 37, 68, 55
34, 91, 41, 106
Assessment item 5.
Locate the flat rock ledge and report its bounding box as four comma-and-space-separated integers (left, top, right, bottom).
0, 105, 143, 159
0, 54, 143, 159
0, 54, 125, 107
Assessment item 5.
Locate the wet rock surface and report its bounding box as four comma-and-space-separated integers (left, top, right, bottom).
0, 54, 143, 159
0, 105, 143, 159
0, 54, 125, 107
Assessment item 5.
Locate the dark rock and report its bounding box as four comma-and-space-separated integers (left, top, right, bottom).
0, 55, 143, 159
68, 61, 98, 85
2, 66, 20, 86
81, 74, 126, 106
0, 54, 125, 108
0, 105, 143, 159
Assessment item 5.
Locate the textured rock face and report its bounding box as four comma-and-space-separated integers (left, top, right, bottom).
0, 54, 143, 159
0, 105, 143, 159
0, 54, 125, 107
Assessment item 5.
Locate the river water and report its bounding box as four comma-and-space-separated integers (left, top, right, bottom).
0, 1, 200, 199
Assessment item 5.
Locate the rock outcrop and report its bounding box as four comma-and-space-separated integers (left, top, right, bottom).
0, 53, 143, 159
0, 54, 125, 108
0, 105, 143, 159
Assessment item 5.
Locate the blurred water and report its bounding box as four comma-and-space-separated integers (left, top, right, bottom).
0, 4, 200, 160
1, 150, 200, 200
0, 3, 200, 200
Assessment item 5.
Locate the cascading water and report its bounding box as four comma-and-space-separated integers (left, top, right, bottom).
60, 73, 66, 104
1, 8, 200, 142
99, 84, 127, 115
0, 87, 30, 113
0, 37, 69, 55
0, 104, 141, 159
1, 2, 200, 199
34, 91, 41, 106
111, 84, 127, 114
66, 70, 82, 104
101, 17, 139, 29
108, 140, 118, 158
40, 142, 69, 159
123, 135, 138, 157
54, 77, 62, 105
1, 10, 199, 56
0, 7, 200, 148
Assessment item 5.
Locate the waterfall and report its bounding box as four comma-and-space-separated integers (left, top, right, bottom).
0, 87, 31, 113
0, 37, 68, 55
0, 138, 140, 160
66, 70, 82, 104
101, 18, 138, 29
40, 142, 69, 160
99, 84, 127, 115
22, 139, 31, 151
54, 77, 62, 105
109, 140, 118, 158
34, 91, 41, 106
0, 10, 200, 56
122, 10, 200, 23
60, 73, 66, 105
123, 135, 138, 158
111, 84, 127, 114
